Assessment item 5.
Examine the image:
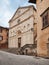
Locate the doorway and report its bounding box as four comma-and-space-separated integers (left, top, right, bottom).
18, 37, 21, 48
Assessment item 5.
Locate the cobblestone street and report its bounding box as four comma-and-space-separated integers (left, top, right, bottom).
0, 51, 49, 65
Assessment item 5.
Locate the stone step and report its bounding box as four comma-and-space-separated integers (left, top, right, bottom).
0, 48, 21, 55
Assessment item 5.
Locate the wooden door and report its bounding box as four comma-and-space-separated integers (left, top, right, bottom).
18, 37, 21, 48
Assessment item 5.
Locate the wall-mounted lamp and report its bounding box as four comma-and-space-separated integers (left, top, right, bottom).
48, 38, 49, 43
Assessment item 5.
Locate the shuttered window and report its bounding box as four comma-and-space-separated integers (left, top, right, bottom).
42, 9, 49, 29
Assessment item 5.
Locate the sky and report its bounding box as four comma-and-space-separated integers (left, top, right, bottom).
0, 0, 36, 27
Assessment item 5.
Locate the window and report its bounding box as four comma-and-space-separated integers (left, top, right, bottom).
40, 0, 43, 2
17, 19, 20, 24
0, 29, 2, 33
18, 10, 20, 13
7, 32, 8, 37
41, 8, 49, 29
27, 24, 30, 27
0, 36, 3, 41
24, 26, 25, 28
41, 0, 43, 2
42, 13, 48, 27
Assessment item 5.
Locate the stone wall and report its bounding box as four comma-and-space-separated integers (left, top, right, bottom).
36, 0, 49, 57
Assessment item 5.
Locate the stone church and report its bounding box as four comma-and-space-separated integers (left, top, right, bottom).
9, 5, 37, 55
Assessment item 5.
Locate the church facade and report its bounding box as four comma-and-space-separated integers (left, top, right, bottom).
9, 5, 37, 53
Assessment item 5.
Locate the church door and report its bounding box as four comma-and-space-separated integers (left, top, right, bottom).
18, 37, 21, 48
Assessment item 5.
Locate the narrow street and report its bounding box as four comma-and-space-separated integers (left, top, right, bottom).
0, 51, 49, 65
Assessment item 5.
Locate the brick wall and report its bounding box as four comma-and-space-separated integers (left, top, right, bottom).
0, 26, 9, 49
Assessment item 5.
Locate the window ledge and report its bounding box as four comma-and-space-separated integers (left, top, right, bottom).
41, 25, 49, 30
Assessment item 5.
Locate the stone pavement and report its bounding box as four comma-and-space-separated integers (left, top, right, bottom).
0, 51, 49, 65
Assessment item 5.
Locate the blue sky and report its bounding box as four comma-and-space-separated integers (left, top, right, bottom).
0, 0, 36, 27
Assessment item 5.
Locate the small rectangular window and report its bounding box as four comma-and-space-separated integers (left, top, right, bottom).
0, 36, 3, 41
17, 19, 20, 24
41, 0, 43, 1
41, 8, 49, 29
0, 29, 2, 33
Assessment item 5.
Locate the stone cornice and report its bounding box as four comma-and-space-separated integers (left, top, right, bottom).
9, 8, 30, 23
9, 5, 36, 23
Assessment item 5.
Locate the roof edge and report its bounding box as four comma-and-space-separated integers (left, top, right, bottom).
0, 26, 9, 30
9, 5, 36, 23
